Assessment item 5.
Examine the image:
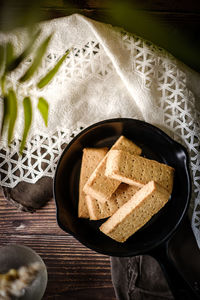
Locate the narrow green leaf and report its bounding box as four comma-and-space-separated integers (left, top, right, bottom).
37, 97, 49, 126
7, 29, 41, 72
37, 49, 70, 89
0, 45, 4, 74
5, 42, 14, 72
20, 97, 32, 154
7, 89, 18, 144
19, 34, 53, 83
0, 95, 9, 137
1, 74, 6, 95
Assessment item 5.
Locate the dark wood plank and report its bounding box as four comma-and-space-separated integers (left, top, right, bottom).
0, 197, 62, 235
0, 190, 116, 299
0, 234, 115, 299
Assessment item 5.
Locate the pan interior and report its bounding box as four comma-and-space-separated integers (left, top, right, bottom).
54, 119, 191, 256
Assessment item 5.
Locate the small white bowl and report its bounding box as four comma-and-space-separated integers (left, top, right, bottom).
0, 244, 48, 300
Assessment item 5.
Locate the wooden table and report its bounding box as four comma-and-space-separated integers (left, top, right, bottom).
0, 188, 116, 299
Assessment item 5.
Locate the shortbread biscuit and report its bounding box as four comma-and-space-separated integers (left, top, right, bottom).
78, 147, 108, 218
111, 135, 142, 155
83, 136, 142, 203
105, 150, 174, 193
100, 181, 170, 242
86, 183, 140, 220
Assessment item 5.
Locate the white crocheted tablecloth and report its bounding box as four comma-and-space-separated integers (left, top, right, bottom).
0, 14, 200, 246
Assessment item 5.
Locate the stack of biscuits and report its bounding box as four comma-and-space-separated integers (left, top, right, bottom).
78, 136, 174, 243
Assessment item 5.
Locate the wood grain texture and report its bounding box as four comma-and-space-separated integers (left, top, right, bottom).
0, 189, 116, 299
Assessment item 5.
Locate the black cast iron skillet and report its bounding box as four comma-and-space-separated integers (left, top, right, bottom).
54, 118, 199, 299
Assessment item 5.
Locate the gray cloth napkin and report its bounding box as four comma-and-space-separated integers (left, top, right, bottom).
111, 255, 174, 300
111, 215, 200, 300
2, 177, 53, 211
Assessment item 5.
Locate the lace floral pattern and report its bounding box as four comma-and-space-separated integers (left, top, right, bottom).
122, 33, 200, 244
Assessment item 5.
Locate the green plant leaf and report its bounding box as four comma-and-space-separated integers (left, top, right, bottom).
20, 97, 32, 154
0, 95, 9, 137
7, 29, 41, 72
7, 89, 18, 144
37, 49, 70, 89
1, 74, 6, 95
19, 34, 52, 83
37, 97, 49, 126
5, 42, 14, 73
0, 44, 4, 74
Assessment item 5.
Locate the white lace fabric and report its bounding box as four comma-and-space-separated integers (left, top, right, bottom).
0, 14, 200, 247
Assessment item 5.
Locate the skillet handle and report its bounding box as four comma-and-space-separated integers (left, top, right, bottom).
149, 245, 199, 299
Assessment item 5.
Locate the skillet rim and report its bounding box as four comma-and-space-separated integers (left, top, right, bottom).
53, 118, 192, 257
